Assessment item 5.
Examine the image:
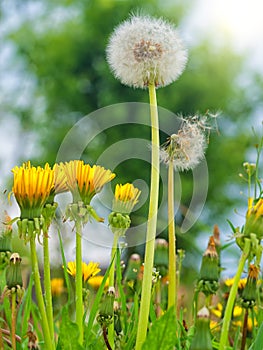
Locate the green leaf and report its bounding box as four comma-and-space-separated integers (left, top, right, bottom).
248, 321, 263, 350
57, 307, 84, 350
142, 307, 177, 350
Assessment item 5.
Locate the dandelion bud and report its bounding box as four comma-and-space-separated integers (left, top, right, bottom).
213, 224, 221, 267
124, 253, 141, 281
190, 307, 212, 350
154, 238, 169, 277
6, 253, 23, 290
244, 198, 263, 241
97, 287, 115, 327
197, 236, 219, 295
241, 264, 259, 308
0, 213, 12, 267
108, 212, 131, 236
107, 15, 187, 89
243, 162, 256, 176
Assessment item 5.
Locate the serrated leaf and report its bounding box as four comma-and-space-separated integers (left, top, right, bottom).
57, 307, 84, 350
142, 307, 177, 350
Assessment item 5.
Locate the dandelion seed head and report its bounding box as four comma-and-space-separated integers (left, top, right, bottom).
160, 116, 208, 171
106, 15, 188, 89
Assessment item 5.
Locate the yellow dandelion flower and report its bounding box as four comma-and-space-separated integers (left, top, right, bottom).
88, 275, 110, 289
12, 161, 54, 219
244, 197, 263, 239
61, 160, 115, 204
113, 183, 141, 213
210, 320, 220, 332
224, 277, 247, 290
82, 262, 101, 282
51, 278, 64, 296
67, 261, 101, 283
247, 317, 258, 332
211, 303, 223, 318
233, 305, 243, 318
53, 163, 68, 195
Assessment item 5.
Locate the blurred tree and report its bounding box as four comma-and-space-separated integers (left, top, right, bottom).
1, 0, 262, 260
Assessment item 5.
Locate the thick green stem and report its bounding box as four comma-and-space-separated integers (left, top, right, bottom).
135, 83, 160, 350
11, 292, 16, 350
219, 238, 250, 350
43, 233, 54, 341
108, 232, 119, 350
168, 160, 176, 312
75, 221, 83, 345
30, 237, 54, 350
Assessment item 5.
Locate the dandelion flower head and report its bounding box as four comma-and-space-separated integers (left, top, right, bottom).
160, 117, 208, 171
107, 15, 187, 89
113, 183, 141, 213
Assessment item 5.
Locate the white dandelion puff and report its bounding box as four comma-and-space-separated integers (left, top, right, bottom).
160, 117, 208, 171
106, 15, 188, 89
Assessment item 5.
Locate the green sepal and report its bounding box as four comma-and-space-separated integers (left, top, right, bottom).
108, 212, 131, 236
199, 255, 219, 282
5, 253, 23, 290
97, 287, 115, 327
190, 307, 212, 350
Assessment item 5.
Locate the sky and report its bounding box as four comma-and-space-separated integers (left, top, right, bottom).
183, 0, 263, 71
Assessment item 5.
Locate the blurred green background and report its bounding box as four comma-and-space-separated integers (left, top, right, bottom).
1, 0, 262, 280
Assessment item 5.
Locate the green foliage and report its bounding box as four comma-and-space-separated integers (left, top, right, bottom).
142, 307, 177, 350
57, 307, 84, 350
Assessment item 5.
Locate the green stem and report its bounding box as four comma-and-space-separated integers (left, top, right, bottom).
43, 233, 54, 341
168, 160, 176, 312
108, 232, 119, 350
30, 237, 54, 350
75, 221, 83, 345
11, 292, 16, 350
219, 238, 250, 350
109, 232, 119, 287
135, 83, 160, 350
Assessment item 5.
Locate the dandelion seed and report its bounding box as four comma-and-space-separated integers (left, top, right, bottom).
106, 15, 187, 89
160, 117, 208, 171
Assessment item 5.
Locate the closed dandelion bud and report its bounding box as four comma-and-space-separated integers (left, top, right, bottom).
124, 253, 141, 281
0, 213, 12, 267
108, 211, 131, 236
154, 238, 169, 277
197, 236, 219, 295
241, 264, 259, 309
97, 287, 115, 327
6, 253, 23, 290
244, 198, 263, 240
114, 301, 122, 335
42, 202, 58, 230
190, 307, 212, 350
213, 224, 221, 257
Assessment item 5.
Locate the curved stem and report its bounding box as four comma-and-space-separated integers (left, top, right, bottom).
168, 160, 176, 312
135, 83, 160, 350
30, 237, 54, 350
43, 233, 54, 341
11, 292, 17, 350
219, 239, 250, 350
75, 221, 83, 345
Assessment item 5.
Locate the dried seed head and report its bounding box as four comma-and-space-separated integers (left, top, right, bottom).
107, 15, 187, 89
160, 117, 207, 171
